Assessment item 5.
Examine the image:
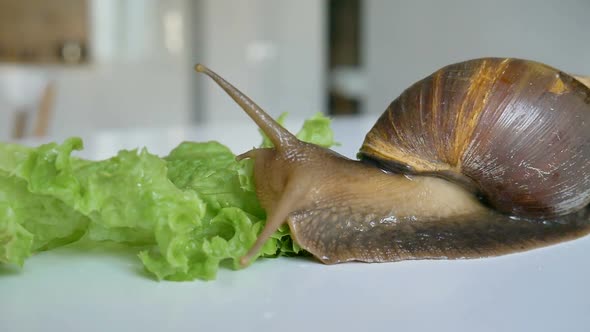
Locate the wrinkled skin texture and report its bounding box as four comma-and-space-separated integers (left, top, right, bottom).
251, 141, 590, 264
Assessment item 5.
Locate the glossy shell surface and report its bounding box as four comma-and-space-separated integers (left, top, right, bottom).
360, 58, 590, 217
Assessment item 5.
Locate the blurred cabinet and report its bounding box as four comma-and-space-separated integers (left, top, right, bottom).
0, 0, 89, 64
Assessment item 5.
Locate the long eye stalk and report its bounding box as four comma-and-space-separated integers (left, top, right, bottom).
195, 63, 307, 267
195, 64, 297, 149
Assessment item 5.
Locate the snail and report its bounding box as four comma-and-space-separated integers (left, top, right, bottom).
194, 57, 590, 267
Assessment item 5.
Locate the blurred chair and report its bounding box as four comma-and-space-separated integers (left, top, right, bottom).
0, 68, 55, 140
11, 81, 55, 139
34, 81, 56, 137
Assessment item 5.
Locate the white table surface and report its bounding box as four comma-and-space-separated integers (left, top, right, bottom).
1, 115, 589, 332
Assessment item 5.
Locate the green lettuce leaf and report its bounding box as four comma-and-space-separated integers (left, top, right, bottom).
260, 112, 338, 148
0, 113, 336, 280
294, 112, 339, 148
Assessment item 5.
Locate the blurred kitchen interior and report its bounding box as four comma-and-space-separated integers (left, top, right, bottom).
1, 0, 589, 141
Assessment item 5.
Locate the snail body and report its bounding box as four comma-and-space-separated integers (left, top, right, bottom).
195, 58, 590, 266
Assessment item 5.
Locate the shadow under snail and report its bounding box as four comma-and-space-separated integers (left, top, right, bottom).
194, 57, 590, 267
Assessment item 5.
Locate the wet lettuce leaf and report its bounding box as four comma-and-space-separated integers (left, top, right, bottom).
0, 113, 335, 280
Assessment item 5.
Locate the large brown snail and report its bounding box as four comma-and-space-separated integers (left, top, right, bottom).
195, 57, 590, 267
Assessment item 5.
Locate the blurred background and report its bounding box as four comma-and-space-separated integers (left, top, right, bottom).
1, 0, 589, 142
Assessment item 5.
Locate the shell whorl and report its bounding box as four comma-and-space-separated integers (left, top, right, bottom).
359, 57, 590, 218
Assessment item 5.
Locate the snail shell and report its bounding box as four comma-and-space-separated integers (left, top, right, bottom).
360, 58, 590, 218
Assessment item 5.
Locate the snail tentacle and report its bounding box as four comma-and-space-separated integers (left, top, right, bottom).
195, 64, 297, 149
